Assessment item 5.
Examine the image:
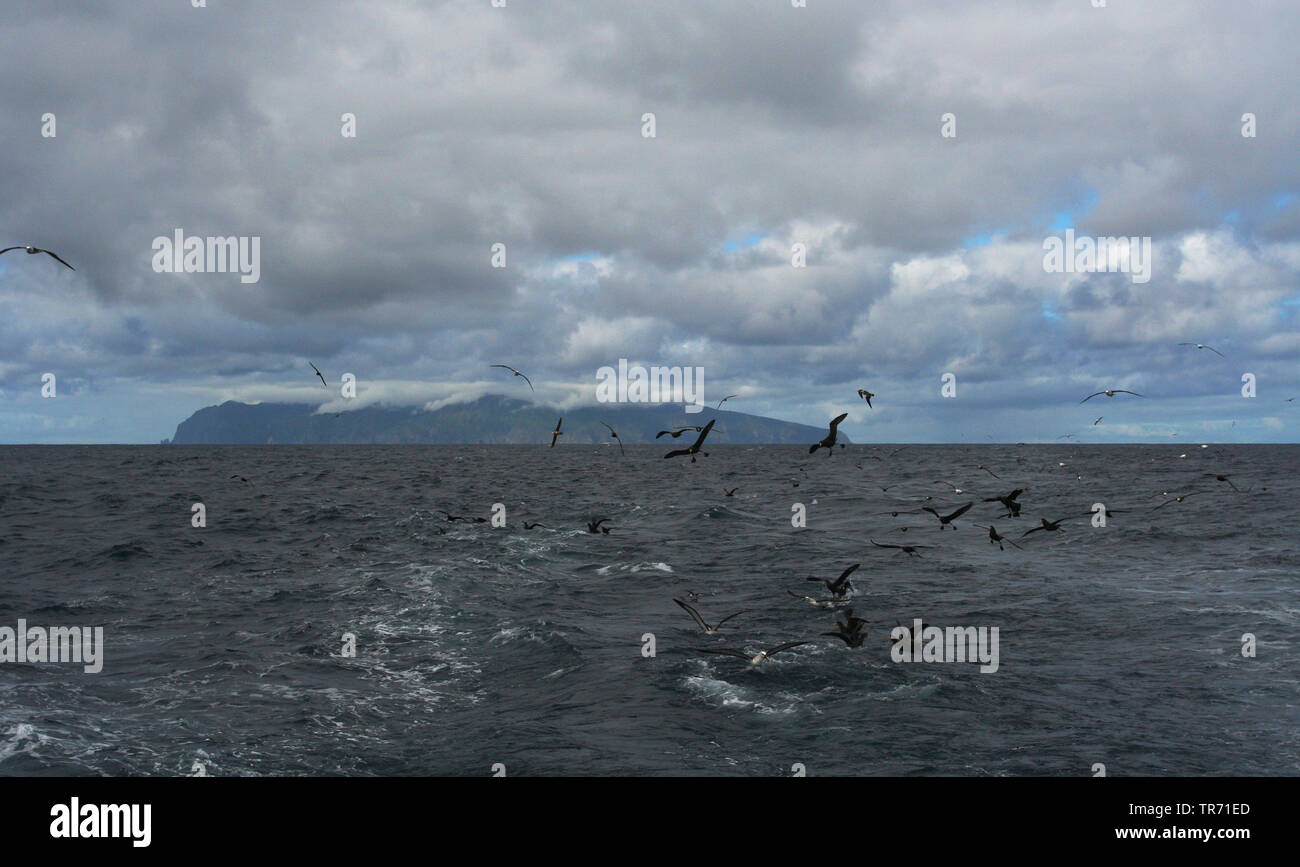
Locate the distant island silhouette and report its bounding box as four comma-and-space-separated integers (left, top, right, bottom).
167, 394, 848, 445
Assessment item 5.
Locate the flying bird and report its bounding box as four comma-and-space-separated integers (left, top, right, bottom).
1021, 515, 1086, 536
869, 539, 930, 557
1093, 417, 1103, 425
975, 525, 1022, 551
1153, 492, 1206, 510
693, 641, 810, 667
664, 419, 715, 462
1178, 343, 1224, 358
921, 501, 974, 530
0, 245, 75, 270
550, 417, 563, 447
723, 488, 738, 497
600, 422, 625, 456
655, 426, 703, 439
673, 599, 748, 635
1080, 389, 1143, 403
490, 364, 534, 392
716, 394, 737, 408
787, 590, 835, 609
806, 563, 861, 597
972, 465, 1000, 479
587, 517, 613, 534
309, 362, 327, 388
810, 412, 849, 455
857, 389, 874, 407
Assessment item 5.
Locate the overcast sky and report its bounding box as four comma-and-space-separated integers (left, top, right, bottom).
1, 0, 1297, 443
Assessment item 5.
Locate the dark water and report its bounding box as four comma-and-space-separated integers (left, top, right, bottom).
0, 444, 1296, 776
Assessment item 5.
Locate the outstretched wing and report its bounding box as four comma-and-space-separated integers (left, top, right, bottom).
40, 249, 75, 270
836, 563, 862, 583
946, 501, 974, 521
689, 419, 716, 449
714, 610, 749, 629
765, 641, 811, 658
694, 648, 751, 660
663, 448, 690, 459
673, 598, 711, 632
1080, 392, 1104, 403
870, 539, 901, 549
828, 412, 848, 432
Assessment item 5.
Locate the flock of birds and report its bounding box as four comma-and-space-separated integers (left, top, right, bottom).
4, 243, 1283, 672
403, 361, 1264, 670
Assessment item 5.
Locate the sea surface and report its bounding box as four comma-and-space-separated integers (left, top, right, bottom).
0, 444, 1296, 776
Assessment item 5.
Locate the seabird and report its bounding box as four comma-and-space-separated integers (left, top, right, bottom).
490, 364, 534, 392
523, 521, 546, 529
1153, 492, 1206, 510
921, 501, 973, 530
600, 422, 625, 456
1178, 343, 1225, 358
587, 517, 613, 534
1021, 515, 1087, 536
857, 389, 874, 407
716, 394, 737, 409
1204, 474, 1242, 492
673, 598, 748, 635
823, 620, 867, 647
869, 539, 930, 557
663, 419, 715, 462
810, 412, 849, 455
975, 525, 1022, 551
787, 590, 835, 609
1093, 417, 1103, 425
0, 245, 74, 270
1080, 389, 1143, 403
806, 563, 861, 597
309, 362, 327, 388
724, 488, 737, 497
982, 489, 1027, 516
550, 417, 563, 447
972, 465, 1000, 479
890, 619, 927, 649
693, 641, 810, 667
439, 510, 486, 523
655, 426, 703, 439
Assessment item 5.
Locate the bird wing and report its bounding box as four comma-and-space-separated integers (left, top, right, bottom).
655, 430, 670, 438
1080, 392, 1104, 403
837, 563, 862, 583
520, 373, 534, 391
828, 412, 848, 432
714, 610, 748, 629
663, 448, 690, 459
766, 641, 811, 657
1116, 390, 1143, 397
673, 599, 712, 632
946, 501, 975, 521
550, 431, 559, 447
0, 247, 23, 255
689, 419, 715, 449
556, 416, 563, 430
808, 442, 821, 454
40, 249, 75, 270
1021, 526, 1044, 537
695, 648, 752, 659
870, 539, 901, 549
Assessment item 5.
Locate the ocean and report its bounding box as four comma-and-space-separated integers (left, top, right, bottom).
1, 443, 1296, 776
